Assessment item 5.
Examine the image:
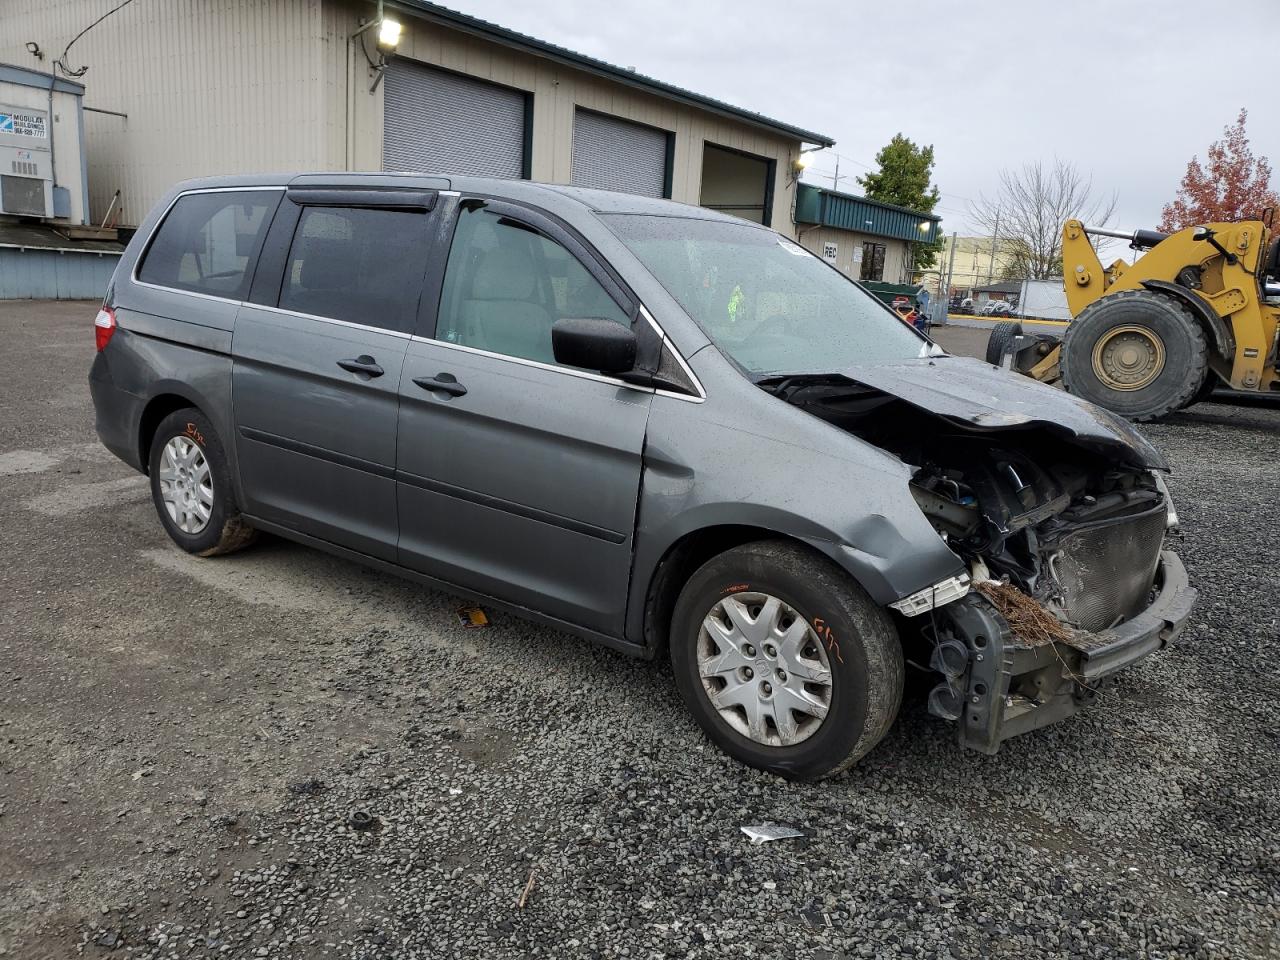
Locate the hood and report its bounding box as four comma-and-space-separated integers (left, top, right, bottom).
839, 356, 1168, 470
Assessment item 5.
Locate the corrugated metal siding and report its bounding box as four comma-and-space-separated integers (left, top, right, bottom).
383, 60, 526, 177
796, 184, 940, 244
0, 0, 330, 227
571, 109, 667, 197
0, 248, 119, 299
381, 12, 802, 234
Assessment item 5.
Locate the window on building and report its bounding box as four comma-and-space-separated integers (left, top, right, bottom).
279, 206, 432, 333
138, 191, 279, 299
860, 242, 886, 282
436, 206, 630, 365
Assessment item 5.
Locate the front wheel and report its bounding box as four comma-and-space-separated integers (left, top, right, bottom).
669, 541, 903, 780
1060, 290, 1208, 421
148, 408, 257, 556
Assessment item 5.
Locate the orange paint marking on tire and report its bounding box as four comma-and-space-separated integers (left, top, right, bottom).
812, 616, 843, 664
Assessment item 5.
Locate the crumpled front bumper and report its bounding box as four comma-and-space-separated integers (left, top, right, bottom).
932, 551, 1196, 755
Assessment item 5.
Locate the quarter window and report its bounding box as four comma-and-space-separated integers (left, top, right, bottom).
279, 206, 433, 333
137, 191, 278, 299
435, 206, 629, 365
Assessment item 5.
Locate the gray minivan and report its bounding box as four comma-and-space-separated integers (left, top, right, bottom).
90, 174, 1195, 779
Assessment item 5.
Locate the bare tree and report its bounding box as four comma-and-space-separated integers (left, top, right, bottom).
969, 160, 1117, 281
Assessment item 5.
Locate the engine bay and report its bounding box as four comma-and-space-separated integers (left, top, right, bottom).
757, 372, 1168, 633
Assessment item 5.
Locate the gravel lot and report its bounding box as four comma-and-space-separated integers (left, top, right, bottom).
2, 301, 1278, 959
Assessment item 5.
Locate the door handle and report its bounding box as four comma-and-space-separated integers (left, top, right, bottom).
413, 373, 468, 398
337, 355, 384, 378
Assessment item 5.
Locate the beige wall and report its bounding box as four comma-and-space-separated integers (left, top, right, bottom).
0, 79, 87, 224
2, 0, 337, 226
327, 2, 802, 234
936, 235, 1018, 294
797, 226, 910, 283
2, 0, 805, 231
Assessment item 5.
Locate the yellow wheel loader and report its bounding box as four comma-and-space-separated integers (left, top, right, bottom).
986, 218, 1280, 420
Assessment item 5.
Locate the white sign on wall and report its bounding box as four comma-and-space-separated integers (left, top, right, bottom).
853, 247, 864, 264
0, 108, 48, 139
822, 241, 838, 262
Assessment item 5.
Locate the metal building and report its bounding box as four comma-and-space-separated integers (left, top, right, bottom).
794, 183, 942, 285
0, 60, 124, 299
1, 0, 834, 234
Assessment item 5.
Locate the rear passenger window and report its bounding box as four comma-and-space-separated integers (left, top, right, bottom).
279, 206, 432, 333
436, 206, 630, 365
137, 191, 278, 299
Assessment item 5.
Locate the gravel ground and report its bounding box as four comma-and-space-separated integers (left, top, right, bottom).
2, 300, 1278, 959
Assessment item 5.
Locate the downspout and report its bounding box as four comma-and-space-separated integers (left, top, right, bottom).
46, 73, 58, 203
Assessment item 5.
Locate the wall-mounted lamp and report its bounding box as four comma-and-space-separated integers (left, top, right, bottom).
25, 41, 44, 62
377, 16, 402, 50
919, 221, 932, 233
351, 1, 402, 92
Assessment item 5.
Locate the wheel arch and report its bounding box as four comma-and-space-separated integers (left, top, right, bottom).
136, 384, 215, 475
634, 522, 895, 660
1140, 279, 1235, 360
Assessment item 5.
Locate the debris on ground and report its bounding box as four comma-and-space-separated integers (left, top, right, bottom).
347, 810, 377, 831
741, 823, 805, 844
974, 581, 1074, 646
456, 606, 488, 628
516, 868, 536, 910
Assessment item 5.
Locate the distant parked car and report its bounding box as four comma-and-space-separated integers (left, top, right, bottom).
983, 299, 1014, 317
89, 173, 1194, 780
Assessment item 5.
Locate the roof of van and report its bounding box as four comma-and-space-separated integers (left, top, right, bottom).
172, 173, 755, 225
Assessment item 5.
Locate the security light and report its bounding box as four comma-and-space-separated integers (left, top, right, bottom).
377, 17, 402, 50
796, 151, 815, 171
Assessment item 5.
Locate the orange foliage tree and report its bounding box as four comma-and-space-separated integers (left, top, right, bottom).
1159, 109, 1280, 231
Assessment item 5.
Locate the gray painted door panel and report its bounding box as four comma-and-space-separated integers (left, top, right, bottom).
396, 340, 651, 633
232, 305, 409, 560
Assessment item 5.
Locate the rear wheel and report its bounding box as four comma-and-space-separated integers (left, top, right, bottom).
148, 409, 257, 556
1061, 290, 1207, 421
669, 541, 902, 780
985, 320, 1024, 366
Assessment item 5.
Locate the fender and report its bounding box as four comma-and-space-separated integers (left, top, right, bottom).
1141, 279, 1236, 359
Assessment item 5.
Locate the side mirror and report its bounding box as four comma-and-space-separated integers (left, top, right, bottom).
552, 318, 637, 375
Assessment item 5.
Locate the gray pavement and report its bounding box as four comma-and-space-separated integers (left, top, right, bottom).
1, 299, 1277, 959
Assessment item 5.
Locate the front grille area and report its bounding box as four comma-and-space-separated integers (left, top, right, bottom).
1052, 502, 1167, 632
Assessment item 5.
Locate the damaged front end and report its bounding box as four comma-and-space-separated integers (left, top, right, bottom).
759, 358, 1197, 753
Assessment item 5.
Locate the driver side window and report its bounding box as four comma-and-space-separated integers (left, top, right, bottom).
436, 206, 630, 365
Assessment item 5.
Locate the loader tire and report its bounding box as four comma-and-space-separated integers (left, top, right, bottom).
1061, 290, 1207, 421
985, 320, 1023, 366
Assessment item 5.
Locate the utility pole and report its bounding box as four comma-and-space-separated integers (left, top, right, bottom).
942, 230, 959, 320
986, 207, 1001, 284
828, 156, 845, 193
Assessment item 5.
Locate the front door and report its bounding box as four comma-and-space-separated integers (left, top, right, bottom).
396, 199, 652, 634
233, 196, 436, 560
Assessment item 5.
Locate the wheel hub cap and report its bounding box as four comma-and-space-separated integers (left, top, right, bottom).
1091, 324, 1166, 391
158, 435, 213, 534
696, 592, 833, 747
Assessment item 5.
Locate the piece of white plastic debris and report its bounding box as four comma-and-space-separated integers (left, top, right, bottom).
741, 823, 805, 844
448, 787, 463, 796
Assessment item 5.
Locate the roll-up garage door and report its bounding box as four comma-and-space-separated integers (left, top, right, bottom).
571, 109, 668, 198
383, 60, 527, 179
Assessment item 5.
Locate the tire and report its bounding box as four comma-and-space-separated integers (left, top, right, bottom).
985, 320, 1023, 366
668, 540, 903, 781
1060, 290, 1208, 421
1184, 369, 1220, 408
147, 408, 257, 556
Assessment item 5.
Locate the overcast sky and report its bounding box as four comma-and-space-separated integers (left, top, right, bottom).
453, 0, 1280, 236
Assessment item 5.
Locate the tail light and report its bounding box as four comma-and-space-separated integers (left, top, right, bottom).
94, 306, 116, 352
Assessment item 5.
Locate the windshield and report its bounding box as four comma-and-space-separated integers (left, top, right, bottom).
603, 214, 927, 376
